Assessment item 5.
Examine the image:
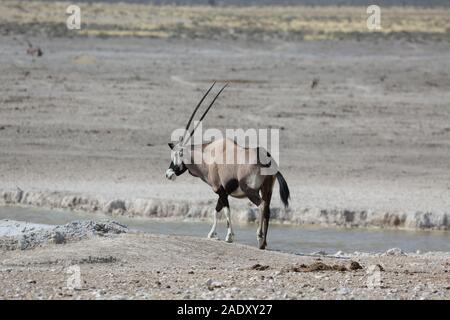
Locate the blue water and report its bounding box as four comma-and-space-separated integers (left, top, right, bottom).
2, 206, 450, 254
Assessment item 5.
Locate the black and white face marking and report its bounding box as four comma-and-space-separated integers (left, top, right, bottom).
165, 142, 187, 181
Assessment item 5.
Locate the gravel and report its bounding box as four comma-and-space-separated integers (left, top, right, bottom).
0, 219, 127, 250
1, 231, 450, 299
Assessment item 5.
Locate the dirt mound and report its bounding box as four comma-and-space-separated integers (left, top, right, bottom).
0, 219, 127, 250
286, 260, 364, 272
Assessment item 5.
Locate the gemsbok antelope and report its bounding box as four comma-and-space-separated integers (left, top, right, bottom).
165, 83, 290, 249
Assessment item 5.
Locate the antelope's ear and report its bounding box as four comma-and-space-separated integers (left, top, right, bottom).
168, 142, 175, 150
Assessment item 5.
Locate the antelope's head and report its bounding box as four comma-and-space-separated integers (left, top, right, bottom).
165, 139, 187, 181
165, 82, 228, 181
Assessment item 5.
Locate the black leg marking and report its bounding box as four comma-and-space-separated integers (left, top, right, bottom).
224, 179, 239, 194
215, 199, 224, 212
215, 186, 230, 210
259, 176, 275, 250
239, 181, 262, 206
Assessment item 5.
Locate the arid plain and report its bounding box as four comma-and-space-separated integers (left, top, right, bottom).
1, 1, 450, 299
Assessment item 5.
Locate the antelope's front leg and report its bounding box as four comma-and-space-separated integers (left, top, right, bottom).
207, 209, 219, 239
224, 207, 234, 243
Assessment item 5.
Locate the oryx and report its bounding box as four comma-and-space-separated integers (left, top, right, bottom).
165, 83, 290, 249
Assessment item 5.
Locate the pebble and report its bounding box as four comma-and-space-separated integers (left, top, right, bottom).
338, 287, 350, 295
384, 248, 406, 256
206, 279, 223, 290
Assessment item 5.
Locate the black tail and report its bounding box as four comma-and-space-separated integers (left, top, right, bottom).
276, 171, 290, 208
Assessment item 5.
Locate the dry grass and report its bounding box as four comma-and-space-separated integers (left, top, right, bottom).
1, 0, 449, 40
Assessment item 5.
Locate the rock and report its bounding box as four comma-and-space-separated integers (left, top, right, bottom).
334, 250, 349, 257
338, 287, 350, 295
384, 248, 406, 256
50, 231, 65, 244
349, 261, 363, 270
206, 279, 223, 290
374, 264, 385, 272
0, 219, 127, 250
250, 264, 269, 271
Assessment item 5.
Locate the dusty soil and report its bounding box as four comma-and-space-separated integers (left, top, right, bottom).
1, 232, 450, 299
1, 33, 450, 228
1, 2, 450, 300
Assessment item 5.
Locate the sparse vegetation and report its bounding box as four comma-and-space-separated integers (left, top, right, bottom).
1, 1, 449, 40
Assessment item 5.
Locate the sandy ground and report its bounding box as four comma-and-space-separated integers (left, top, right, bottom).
0, 5, 449, 227
1, 1, 450, 300
1, 34, 450, 228
1, 225, 450, 300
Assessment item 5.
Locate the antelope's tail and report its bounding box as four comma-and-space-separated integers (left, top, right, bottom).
275, 171, 290, 208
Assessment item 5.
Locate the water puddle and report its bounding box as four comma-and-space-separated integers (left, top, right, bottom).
1, 206, 450, 254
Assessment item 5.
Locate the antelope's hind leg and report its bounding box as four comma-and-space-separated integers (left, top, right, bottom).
239, 181, 265, 248
259, 176, 275, 250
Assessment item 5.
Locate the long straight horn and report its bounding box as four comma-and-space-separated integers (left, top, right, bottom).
184, 83, 228, 145
182, 82, 216, 141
